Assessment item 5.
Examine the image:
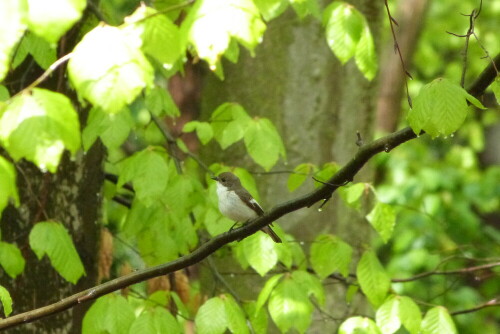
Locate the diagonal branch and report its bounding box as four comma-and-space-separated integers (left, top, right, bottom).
1, 52, 498, 331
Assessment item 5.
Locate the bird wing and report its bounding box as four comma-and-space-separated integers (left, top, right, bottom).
235, 188, 264, 216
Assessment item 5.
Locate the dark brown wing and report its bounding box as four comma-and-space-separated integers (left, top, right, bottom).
235, 188, 264, 216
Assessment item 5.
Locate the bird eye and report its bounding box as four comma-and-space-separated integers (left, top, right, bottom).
221, 178, 226, 182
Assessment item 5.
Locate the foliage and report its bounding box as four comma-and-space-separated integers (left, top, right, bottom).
0, 0, 498, 333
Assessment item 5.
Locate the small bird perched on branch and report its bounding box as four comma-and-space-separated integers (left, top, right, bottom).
211, 172, 282, 243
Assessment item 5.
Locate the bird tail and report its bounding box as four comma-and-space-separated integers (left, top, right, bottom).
261, 226, 282, 243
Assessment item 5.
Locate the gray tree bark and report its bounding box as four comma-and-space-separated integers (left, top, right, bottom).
200, 1, 384, 331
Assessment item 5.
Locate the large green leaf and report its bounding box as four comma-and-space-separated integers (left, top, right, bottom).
181, 0, 266, 69
82, 295, 135, 334
375, 295, 400, 334
310, 234, 352, 278
0, 0, 27, 82
244, 118, 286, 171
0, 285, 12, 317
291, 270, 325, 305
256, 274, 283, 311
195, 297, 227, 334
287, 163, 315, 192
82, 107, 133, 150
366, 202, 396, 243
129, 307, 182, 334
356, 250, 391, 306
0, 241, 25, 278
0, 88, 81, 172
26, 0, 86, 44
145, 86, 180, 117
68, 25, 154, 114
268, 276, 313, 333
29, 221, 85, 284
223, 294, 250, 334
210, 102, 251, 149
399, 296, 422, 334
421, 307, 457, 334
183, 121, 214, 145
355, 23, 377, 80
12, 32, 57, 70
323, 2, 364, 64
117, 147, 169, 206
0, 157, 19, 218
241, 232, 278, 276
123, 6, 182, 70
408, 78, 485, 138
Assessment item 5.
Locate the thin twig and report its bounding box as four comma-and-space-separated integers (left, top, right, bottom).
384, 0, 413, 108
451, 298, 500, 315
18, 53, 73, 94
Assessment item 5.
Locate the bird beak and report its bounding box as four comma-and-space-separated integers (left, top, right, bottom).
211, 176, 219, 181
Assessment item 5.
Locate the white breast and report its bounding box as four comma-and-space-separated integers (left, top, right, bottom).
216, 183, 259, 222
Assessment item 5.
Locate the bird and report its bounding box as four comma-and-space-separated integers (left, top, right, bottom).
211, 172, 282, 243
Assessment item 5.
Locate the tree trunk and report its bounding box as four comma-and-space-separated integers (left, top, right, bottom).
200, 1, 383, 330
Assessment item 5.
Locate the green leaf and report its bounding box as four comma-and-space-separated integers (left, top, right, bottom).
355, 23, 377, 80
0, 285, 13, 317
492, 77, 500, 104
339, 316, 382, 334
0, 241, 25, 278
421, 307, 457, 334
183, 121, 214, 145
288, 163, 315, 192
399, 296, 422, 334
29, 221, 85, 284
82, 107, 133, 150
243, 301, 268, 334
181, 0, 266, 69
323, 2, 364, 64
291, 270, 325, 305
376, 295, 401, 334
0, 85, 9, 101
290, 0, 321, 19
0, 156, 19, 217
356, 250, 391, 306
118, 148, 169, 206
145, 86, 180, 117
313, 162, 340, 188
254, 0, 288, 21
223, 294, 250, 334
82, 295, 135, 334
211, 103, 251, 149
123, 6, 182, 70
310, 234, 353, 278
408, 78, 485, 138
338, 182, 365, 209
26, 0, 86, 44
244, 118, 286, 171
0, 0, 27, 82
0, 88, 81, 173
241, 232, 278, 276
195, 297, 228, 334
366, 202, 396, 243
129, 307, 182, 334
268, 276, 313, 333
20, 32, 57, 69
68, 25, 154, 114
256, 274, 283, 312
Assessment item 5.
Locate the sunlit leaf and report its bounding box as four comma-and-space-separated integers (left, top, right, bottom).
421, 307, 457, 334
244, 118, 286, 171
241, 232, 278, 276
183, 120, 214, 145
288, 163, 315, 192
181, 0, 266, 69
0, 0, 27, 81
195, 297, 227, 334
339, 316, 382, 334
210, 102, 251, 149
376, 295, 400, 334
223, 294, 250, 334
0, 88, 81, 173
68, 25, 154, 114
254, 0, 288, 21
129, 307, 182, 334
26, 0, 86, 44
408, 78, 485, 138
